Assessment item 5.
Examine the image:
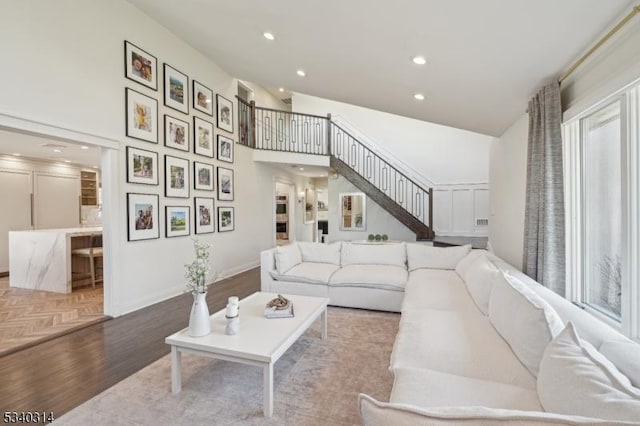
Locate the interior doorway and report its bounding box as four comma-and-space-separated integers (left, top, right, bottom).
274, 180, 295, 246
0, 125, 114, 355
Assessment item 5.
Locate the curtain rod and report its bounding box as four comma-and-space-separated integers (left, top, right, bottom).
559, 5, 640, 83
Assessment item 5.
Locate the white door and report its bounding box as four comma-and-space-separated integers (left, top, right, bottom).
34, 173, 80, 229
0, 169, 32, 272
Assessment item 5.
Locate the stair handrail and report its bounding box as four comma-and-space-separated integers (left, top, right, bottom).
330, 115, 436, 189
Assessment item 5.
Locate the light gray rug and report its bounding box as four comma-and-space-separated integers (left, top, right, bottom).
56, 307, 399, 426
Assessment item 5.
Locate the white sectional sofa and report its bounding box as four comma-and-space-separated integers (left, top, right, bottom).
260, 242, 640, 424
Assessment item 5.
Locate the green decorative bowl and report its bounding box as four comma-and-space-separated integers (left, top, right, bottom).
368, 234, 375, 241
375, 234, 382, 241
382, 234, 389, 241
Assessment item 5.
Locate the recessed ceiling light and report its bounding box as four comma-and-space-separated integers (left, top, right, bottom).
53, 149, 62, 153
80, 145, 89, 150
299, 167, 304, 171
13, 153, 21, 156
279, 88, 284, 92
263, 32, 275, 41
64, 160, 71, 163
92, 165, 99, 169
206, 99, 211, 103
296, 70, 306, 77
414, 93, 425, 101
412, 56, 427, 65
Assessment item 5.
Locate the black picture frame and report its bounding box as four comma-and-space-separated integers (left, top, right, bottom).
125, 88, 158, 143
127, 193, 160, 241
164, 115, 189, 152
217, 167, 234, 201
124, 41, 158, 90
165, 205, 191, 238
216, 94, 234, 133
126, 146, 158, 185
217, 206, 234, 232
163, 63, 189, 114
164, 155, 190, 198
194, 197, 215, 234
193, 116, 214, 157
194, 161, 214, 191
193, 80, 213, 116
217, 134, 234, 163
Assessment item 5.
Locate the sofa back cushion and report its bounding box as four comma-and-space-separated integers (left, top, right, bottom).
600, 340, 640, 388
462, 255, 500, 315
275, 243, 302, 274
406, 243, 471, 271
537, 322, 640, 422
489, 272, 564, 377
297, 241, 341, 265
455, 249, 488, 277
341, 242, 406, 267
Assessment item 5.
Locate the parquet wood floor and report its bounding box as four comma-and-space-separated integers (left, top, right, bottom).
0, 267, 260, 420
0, 276, 107, 356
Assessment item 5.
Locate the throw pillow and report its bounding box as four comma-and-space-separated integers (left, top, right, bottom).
455, 249, 488, 277
488, 272, 564, 377
538, 322, 640, 422
462, 254, 500, 315
275, 243, 302, 274
406, 243, 471, 271
297, 241, 341, 265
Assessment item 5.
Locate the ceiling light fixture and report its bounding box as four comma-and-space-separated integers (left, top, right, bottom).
299, 167, 304, 171
13, 153, 21, 156
53, 149, 62, 153
414, 93, 425, 101
64, 160, 71, 163
279, 88, 284, 92
263, 32, 275, 41
412, 56, 427, 65
296, 69, 306, 77
80, 145, 89, 150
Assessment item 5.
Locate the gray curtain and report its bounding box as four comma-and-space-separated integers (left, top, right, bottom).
523, 82, 565, 294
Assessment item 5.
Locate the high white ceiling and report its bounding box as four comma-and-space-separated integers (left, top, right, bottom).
128, 0, 635, 136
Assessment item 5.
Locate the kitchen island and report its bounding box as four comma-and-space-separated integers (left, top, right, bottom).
9, 227, 102, 293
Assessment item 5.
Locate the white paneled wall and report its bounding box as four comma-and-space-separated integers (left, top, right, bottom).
433, 185, 489, 237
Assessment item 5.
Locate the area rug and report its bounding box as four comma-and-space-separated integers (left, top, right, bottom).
56, 307, 400, 426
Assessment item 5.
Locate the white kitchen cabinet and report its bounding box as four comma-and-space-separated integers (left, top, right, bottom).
0, 159, 81, 273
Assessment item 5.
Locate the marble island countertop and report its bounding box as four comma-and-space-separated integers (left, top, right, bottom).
12, 226, 102, 234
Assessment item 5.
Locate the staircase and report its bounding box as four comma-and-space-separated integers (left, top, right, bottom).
238, 99, 435, 241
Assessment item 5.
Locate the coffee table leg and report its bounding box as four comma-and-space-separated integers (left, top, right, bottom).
263, 362, 274, 417
171, 346, 182, 394
321, 308, 328, 340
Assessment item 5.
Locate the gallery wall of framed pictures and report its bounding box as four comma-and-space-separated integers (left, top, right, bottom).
122, 39, 236, 242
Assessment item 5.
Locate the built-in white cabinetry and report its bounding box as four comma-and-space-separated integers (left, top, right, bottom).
0, 157, 81, 273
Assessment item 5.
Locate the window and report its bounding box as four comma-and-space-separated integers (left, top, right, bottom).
580, 101, 622, 320
563, 83, 640, 340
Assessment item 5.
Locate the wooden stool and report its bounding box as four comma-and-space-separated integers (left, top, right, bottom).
72, 234, 103, 288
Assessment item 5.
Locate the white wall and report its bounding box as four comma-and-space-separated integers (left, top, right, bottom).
328, 176, 415, 242
292, 93, 494, 185
0, 0, 288, 315
239, 80, 291, 111
489, 114, 528, 269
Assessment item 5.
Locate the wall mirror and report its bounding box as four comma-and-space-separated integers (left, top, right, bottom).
340, 192, 366, 231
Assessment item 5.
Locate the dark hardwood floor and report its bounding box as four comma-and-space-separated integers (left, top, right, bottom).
0, 267, 260, 420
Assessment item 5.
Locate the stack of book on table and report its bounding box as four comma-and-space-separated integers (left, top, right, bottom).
264, 294, 294, 319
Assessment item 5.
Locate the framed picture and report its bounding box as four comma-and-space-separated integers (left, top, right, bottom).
126, 88, 158, 143
193, 80, 213, 116
217, 134, 234, 163
165, 205, 190, 238
218, 206, 234, 232
304, 187, 315, 224
194, 197, 215, 234
126, 146, 158, 185
124, 41, 157, 90
164, 155, 190, 198
194, 161, 214, 191
216, 94, 234, 133
127, 193, 159, 241
217, 167, 234, 201
193, 117, 214, 157
164, 115, 189, 152
163, 63, 188, 114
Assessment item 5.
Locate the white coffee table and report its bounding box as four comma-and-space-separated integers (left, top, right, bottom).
165, 292, 329, 417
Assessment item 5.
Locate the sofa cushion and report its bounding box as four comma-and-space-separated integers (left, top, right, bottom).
462, 254, 500, 315
390, 308, 536, 390
340, 242, 406, 267
489, 272, 564, 377
390, 367, 542, 410
406, 243, 471, 271
403, 269, 476, 312
329, 264, 407, 291
455, 249, 488, 277
297, 241, 341, 265
600, 340, 640, 388
538, 322, 640, 422
359, 394, 632, 426
274, 244, 302, 274
270, 262, 339, 285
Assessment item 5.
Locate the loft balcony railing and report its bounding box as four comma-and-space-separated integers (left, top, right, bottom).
237, 98, 433, 232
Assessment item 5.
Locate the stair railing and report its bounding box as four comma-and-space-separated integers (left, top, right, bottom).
237, 101, 433, 234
